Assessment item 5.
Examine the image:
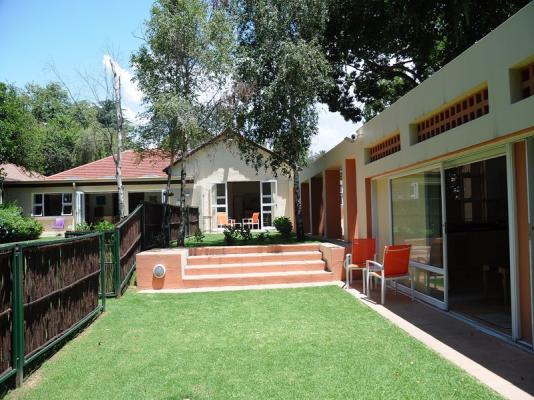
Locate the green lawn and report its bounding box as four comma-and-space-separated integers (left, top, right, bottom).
182, 232, 318, 247
7, 286, 499, 400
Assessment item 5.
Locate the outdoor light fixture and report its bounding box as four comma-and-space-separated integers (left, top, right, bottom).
153, 264, 166, 279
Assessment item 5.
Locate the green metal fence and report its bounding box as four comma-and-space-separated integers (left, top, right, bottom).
0, 233, 105, 388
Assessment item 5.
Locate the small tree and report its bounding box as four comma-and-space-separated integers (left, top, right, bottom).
132, 0, 233, 246
233, 1, 332, 241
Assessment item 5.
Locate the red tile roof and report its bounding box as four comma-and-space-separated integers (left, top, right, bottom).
0, 163, 46, 181
47, 150, 169, 181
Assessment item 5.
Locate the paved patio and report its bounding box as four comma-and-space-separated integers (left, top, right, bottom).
346, 279, 534, 400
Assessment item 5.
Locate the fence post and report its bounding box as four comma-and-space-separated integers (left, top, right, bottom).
99, 233, 106, 312
141, 202, 146, 250
113, 228, 121, 297
12, 247, 25, 387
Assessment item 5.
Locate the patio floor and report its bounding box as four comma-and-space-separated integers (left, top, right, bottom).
347, 279, 534, 400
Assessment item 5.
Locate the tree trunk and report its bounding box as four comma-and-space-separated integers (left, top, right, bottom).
109, 59, 126, 219
177, 152, 187, 247
293, 166, 304, 241
162, 151, 174, 247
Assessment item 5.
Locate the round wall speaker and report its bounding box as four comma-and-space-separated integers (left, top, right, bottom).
153, 264, 166, 278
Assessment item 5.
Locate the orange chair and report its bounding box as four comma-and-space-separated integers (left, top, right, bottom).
367, 245, 413, 304
344, 238, 376, 293
217, 213, 235, 229
242, 212, 260, 230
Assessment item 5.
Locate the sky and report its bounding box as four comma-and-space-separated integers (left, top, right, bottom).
0, 0, 358, 153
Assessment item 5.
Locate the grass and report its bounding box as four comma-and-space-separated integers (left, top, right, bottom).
6, 286, 500, 400
182, 231, 318, 248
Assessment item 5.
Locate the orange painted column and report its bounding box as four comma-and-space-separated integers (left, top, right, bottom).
365, 177, 373, 238
514, 141, 532, 343
324, 169, 342, 239
310, 176, 324, 236
301, 182, 310, 234
345, 159, 357, 241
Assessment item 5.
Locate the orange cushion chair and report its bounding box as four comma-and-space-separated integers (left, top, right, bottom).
344, 238, 376, 293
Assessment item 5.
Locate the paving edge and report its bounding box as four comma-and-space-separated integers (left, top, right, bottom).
138, 280, 344, 294
344, 287, 532, 400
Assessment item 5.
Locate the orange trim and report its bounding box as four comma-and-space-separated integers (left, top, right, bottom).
514, 141, 532, 342
366, 125, 534, 180
365, 178, 373, 238
324, 169, 342, 239
301, 182, 310, 233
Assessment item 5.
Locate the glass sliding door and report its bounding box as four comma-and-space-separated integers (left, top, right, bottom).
211, 183, 227, 230
260, 181, 276, 228
390, 169, 446, 306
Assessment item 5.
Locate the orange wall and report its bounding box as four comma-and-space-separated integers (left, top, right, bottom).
514, 141, 532, 343
365, 178, 373, 238
324, 169, 342, 239
301, 182, 310, 233
345, 159, 357, 241
310, 176, 324, 236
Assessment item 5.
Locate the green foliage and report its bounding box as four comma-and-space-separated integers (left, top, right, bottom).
75, 221, 93, 232
193, 227, 205, 243
322, 0, 529, 121
222, 225, 240, 245
0, 203, 43, 243
273, 216, 293, 238
238, 224, 253, 242
94, 220, 116, 232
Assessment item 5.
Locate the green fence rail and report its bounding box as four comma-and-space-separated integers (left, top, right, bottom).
0, 233, 105, 388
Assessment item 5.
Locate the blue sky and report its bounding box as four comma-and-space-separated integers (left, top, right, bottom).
0, 0, 357, 152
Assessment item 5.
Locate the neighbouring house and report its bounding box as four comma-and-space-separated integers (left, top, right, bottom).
0, 163, 45, 204
3, 133, 293, 235
300, 3, 534, 348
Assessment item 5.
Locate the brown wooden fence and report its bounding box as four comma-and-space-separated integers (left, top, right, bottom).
0, 233, 105, 387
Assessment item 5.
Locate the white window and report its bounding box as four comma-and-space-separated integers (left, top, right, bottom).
32, 193, 73, 216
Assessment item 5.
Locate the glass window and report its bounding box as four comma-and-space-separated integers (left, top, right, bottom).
62, 193, 73, 215
391, 170, 443, 267
32, 194, 43, 216
44, 194, 62, 216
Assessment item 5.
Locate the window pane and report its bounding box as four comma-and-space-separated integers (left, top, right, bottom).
33, 193, 43, 205
33, 205, 43, 216
262, 182, 271, 195
391, 170, 443, 267
397, 268, 445, 302
216, 184, 225, 196
44, 194, 62, 216
216, 197, 226, 205
262, 213, 272, 227
216, 206, 226, 212
62, 205, 72, 215
63, 193, 72, 203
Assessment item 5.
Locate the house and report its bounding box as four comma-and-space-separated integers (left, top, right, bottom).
0, 163, 46, 204
300, 2, 534, 348
3, 134, 293, 235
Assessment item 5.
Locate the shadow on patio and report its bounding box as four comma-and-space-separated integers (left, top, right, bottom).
347, 279, 534, 398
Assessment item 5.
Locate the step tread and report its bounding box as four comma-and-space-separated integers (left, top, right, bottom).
185, 259, 325, 270
188, 250, 322, 260
183, 270, 333, 280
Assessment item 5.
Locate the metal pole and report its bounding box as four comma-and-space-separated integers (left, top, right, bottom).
13, 246, 25, 387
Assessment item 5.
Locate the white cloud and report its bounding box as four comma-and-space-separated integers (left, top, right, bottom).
312, 104, 360, 153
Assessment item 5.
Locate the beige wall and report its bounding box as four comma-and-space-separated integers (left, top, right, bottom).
170, 138, 292, 232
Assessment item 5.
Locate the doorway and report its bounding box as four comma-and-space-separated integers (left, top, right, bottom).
445, 155, 511, 335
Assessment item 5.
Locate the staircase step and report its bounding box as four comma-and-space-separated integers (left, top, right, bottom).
188, 243, 320, 256
181, 270, 335, 288
187, 250, 322, 265
185, 259, 326, 275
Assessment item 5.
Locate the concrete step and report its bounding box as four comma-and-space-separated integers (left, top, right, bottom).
181, 270, 335, 288
186, 250, 323, 266
184, 259, 326, 275
188, 243, 320, 256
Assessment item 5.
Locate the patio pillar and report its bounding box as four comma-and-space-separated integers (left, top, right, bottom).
310, 176, 324, 236
324, 169, 342, 239
344, 159, 357, 242
365, 177, 373, 238
301, 182, 310, 234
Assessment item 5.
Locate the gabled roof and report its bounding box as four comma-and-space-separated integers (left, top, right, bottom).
0, 163, 46, 181
46, 150, 169, 181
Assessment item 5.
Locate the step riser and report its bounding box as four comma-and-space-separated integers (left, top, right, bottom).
189, 244, 319, 256
181, 273, 336, 288
185, 262, 326, 275
187, 252, 322, 265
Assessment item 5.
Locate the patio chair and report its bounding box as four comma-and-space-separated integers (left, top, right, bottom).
217, 213, 236, 229
367, 245, 413, 305
344, 238, 376, 293
52, 217, 65, 230
242, 212, 260, 230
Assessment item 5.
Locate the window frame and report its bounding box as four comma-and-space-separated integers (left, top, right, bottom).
31, 192, 73, 217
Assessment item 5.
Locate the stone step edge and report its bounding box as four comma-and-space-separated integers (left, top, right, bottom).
187, 250, 322, 260
185, 259, 326, 270
183, 270, 333, 280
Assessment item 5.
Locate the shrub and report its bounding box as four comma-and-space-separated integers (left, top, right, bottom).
193, 227, 205, 243
94, 220, 115, 232
223, 225, 240, 245
239, 224, 253, 242
0, 203, 43, 243
75, 221, 93, 232
256, 231, 267, 243
273, 216, 292, 238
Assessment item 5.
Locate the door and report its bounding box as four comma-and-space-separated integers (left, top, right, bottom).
260, 181, 276, 228
527, 138, 534, 347
75, 191, 85, 226
445, 155, 512, 335
211, 183, 227, 230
